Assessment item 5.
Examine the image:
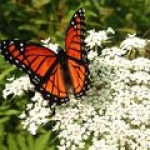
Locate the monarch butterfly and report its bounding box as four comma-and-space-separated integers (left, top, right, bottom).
0, 8, 90, 105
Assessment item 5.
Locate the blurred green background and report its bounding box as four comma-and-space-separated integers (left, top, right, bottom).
0, 0, 150, 149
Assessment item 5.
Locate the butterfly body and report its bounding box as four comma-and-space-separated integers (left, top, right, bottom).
57, 48, 67, 67
49, 48, 72, 88
0, 8, 90, 105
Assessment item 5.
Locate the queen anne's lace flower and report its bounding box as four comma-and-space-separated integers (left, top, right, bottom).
120, 34, 146, 51
3, 75, 34, 99
41, 37, 58, 54
85, 28, 115, 49
19, 93, 53, 135
3, 32, 150, 149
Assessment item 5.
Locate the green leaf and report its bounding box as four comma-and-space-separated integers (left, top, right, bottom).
34, 132, 51, 150
17, 134, 28, 150
32, 0, 51, 8
0, 144, 7, 150
0, 137, 7, 150
47, 145, 56, 150
0, 116, 10, 124
19, 25, 40, 34
0, 105, 10, 110
26, 134, 35, 150
7, 134, 19, 150
0, 66, 16, 81
0, 109, 20, 116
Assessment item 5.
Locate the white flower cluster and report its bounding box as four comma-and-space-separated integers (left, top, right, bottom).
85, 27, 115, 49
41, 37, 59, 54
120, 34, 147, 51
2, 32, 150, 149
51, 33, 150, 150
52, 101, 96, 150
19, 93, 53, 135
3, 75, 53, 135
3, 75, 34, 99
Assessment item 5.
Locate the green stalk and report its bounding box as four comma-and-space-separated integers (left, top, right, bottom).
0, 67, 16, 81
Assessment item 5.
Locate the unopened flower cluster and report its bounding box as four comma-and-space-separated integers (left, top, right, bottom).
2, 29, 150, 150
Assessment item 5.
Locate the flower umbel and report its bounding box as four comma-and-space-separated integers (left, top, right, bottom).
120, 34, 146, 51
3, 75, 34, 99
85, 27, 115, 49
2, 33, 150, 150
41, 37, 59, 54
19, 93, 53, 135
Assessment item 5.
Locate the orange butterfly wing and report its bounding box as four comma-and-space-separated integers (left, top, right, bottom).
0, 8, 90, 104
65, 9, 90, 97
0, 40, 68, 105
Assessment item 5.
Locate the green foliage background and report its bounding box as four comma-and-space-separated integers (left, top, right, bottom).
0, 0, 150, 149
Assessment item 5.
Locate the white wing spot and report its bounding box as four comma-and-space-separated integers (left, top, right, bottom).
20, 48, 24, 52
21, 64, 25, 68
28, 70, 31, 74
15, 60, 19, 63
87, 85, 90, 88
20, 43, 24, 46
61, 99, 64, 102
10, 41, 14, 44
35, 76, 40, 81
74, 25, 77, 29
71, 21, 74, 25
40, 87, 43, 91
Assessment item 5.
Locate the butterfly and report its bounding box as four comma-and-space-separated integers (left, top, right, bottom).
0, 8, 90, 105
